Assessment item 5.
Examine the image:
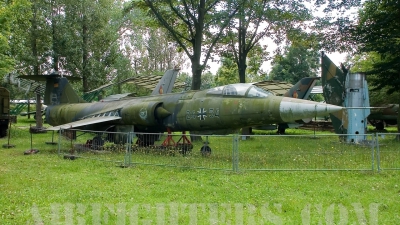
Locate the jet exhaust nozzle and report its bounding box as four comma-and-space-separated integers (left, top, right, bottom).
155, 106, 171, 119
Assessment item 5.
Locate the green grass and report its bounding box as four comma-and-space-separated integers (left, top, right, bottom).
0, 117, 399, 224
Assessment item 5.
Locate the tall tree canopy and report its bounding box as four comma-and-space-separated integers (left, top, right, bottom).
4, 0, 133, 92
131, 0, 239, 90
0, 0, 31, 75
221, 0, 312, 83
351, 0, 400, 94
59, 0, 126, 92
268, 43, 320, 84
2, 0, 363, 94
7, 0, 52, 77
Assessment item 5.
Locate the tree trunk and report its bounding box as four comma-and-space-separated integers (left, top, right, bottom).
190, 40, 203, 90
238, 15, 247, 83
82, 14, 89, 92
397, 100, 400, 141
30, 3, 41, 127
191, 63, 203, 90
35, 93, 42, 128
51, 0, 59, 72
238, 52, 247, 83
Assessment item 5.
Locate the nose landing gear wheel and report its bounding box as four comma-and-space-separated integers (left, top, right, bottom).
200, 145, 211, 156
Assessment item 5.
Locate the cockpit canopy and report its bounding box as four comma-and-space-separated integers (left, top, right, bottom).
206, 83, 272, 98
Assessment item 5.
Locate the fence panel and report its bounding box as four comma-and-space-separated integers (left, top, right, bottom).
57, 129, 130, 166
237, 134, 375, 171
375, 133, 400, 171
129, 132, 233, 171
54, 129, 400, 172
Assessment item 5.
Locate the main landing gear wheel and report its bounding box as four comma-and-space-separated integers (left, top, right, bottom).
369, 119, 385, 131
92, 136, 104, 149
200, 145, 211, 156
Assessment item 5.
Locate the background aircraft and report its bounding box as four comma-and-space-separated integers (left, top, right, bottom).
321, 52, 371, 142
368, 104, 398, 130
321, 52, 398, 132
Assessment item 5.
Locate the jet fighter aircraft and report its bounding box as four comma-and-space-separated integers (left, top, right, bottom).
19, 70, 343, 149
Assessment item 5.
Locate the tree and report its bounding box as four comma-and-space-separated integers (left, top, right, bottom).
215, 56, 239, 86
214, 47, 265, 86
345, 53, 398, 106
0, 0, 29, 99
0, 1, 31, 76
245, 44, 268, 83
119, 22, 187, 76
4, 0, 129, 93
178, 71, 216, 91
311, 0, 361, 54
7, 0, 52, 76
352, 0, 400, 93
59, 0, 127, 92
131, 0, 239, 90
222, 0, 311, 83
268, 43, 320, 84
349, 0, 400, 131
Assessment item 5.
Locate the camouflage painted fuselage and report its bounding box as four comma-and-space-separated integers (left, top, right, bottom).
46, 83, 341, 133
368, 104, 398, 125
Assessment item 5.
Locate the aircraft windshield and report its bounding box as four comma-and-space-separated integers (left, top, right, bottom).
246, 86, 272, 98
206, 83, 272, 98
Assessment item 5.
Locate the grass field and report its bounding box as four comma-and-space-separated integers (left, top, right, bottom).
0, 117, 399, 224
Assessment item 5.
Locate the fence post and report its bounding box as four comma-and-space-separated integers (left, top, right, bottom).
371, 134, 375, 172
232, 134, 239, 172
124, 132, 133, 167
58, 128, 61, 156
376, 133, 381, 172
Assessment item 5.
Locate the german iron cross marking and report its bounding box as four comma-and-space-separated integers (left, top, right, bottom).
197, 108, 207, 120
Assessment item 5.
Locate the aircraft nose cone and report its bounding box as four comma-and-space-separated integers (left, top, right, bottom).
279, 97, 342, 123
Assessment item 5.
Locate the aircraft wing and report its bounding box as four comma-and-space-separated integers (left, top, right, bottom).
46, 116, 121, 131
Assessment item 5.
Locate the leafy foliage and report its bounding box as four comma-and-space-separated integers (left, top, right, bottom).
311, 0, 362, 53
131, 0, 239, 90
268, 43, 320, 84
2, 0, 364, 96
215, 56, 239, 86
0, 0, 29, 75
350, 0, 400, 94
346, 52, 399, 106
215, 46, 266, 86
57, 0, 126, 91
218, 0, 313, 83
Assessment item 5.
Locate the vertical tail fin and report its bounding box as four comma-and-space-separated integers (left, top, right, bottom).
283, 77, 319, 99
321, 52, 347, 134
151, 68, 180, 95
17, 75, 85, 105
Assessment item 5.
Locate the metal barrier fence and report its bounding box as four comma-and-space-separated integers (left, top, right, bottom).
375, 133, 400, 171
57, 129, 131, 166
237, 134, 375, 171
55, 129, 399, 172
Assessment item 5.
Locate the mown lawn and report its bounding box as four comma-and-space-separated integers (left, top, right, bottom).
0, 117, 399, 224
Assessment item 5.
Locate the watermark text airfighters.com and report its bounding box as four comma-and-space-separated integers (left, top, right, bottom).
29, 202, 381, 224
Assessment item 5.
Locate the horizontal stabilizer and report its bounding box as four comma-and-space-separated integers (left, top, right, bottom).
46, 116, 121, 131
